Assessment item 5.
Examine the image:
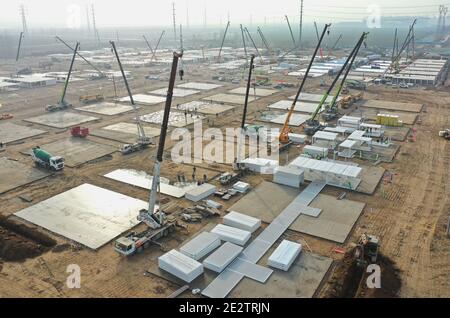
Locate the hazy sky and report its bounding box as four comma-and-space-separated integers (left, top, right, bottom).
1, 0, 446, 28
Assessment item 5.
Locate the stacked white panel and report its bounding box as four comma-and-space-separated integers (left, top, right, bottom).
267, 240, 302, 271
211, 224, 251, 246
232, 181, 250, 193
158, 249, 204, 282
203, 242, 243, 272
185, 183, 216, 202
223, 211, 261, 233
180, 232, 221, 260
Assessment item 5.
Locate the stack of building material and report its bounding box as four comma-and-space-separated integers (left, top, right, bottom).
267, 240, 302, 271
203, 242, 243, 273
211, 224, 251, 246
158, 249, 204, 282
223, 211, 261, 233
376, 113, 402, 127
273, 166, 304, 188
241, 157, 278, 174
288, 133, 306, 144
180, 232, 221, 260
185, 183, 216, 202
232, 181, 250, 193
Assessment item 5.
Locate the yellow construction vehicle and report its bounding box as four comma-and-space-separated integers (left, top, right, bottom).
79, 94, 104, 104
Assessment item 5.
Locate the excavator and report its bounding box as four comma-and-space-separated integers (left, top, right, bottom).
322, 32, 368, 121
110, 41, 152, 154
353, 233, 380, 267
45, 42, 79, 112
279, 23, 331, 144
114, 51, 184, 256
302, 32, 368, 132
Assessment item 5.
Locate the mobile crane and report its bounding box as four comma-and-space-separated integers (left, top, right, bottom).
110, 41, 152, 154
279, 23, 331, 144
322, 32, 368, 122
114, 51, 184, 256
45, 42, 79, 112
303, 32, 367, 134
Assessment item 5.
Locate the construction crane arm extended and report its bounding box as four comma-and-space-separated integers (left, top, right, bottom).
279, 23, 331, 143
218, 21, 230, 60
244, 27, 263, 61
142, 35, 155, 57
59, 42, 79, 105
384, 19, 416, 76
16, 32, 24, 62
151, 31, 165, 61
147, 51, 183, 224
110, 40, 147, 141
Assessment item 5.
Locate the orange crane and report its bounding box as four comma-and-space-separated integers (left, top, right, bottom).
279, 23, 331, 144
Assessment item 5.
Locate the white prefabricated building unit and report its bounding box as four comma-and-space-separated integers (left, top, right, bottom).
267, 240, 302, 271
211, 224, 252, 246
203, 242, 243, 273
158, 249, 204, 283
185, 183, 216, 202
223, 211, 261, 233
179, 232, 221, 260
273, 165, 304, 188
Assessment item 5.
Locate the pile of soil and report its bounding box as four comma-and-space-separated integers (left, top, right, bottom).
0, 216, 56, 262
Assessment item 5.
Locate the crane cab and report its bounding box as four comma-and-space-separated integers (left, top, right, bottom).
49, 156, 65, 170
114, 237, 136, 256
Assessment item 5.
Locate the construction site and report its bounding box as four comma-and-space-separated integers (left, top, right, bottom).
0, 0, 449, 300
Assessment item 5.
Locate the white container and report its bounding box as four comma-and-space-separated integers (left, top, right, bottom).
203, 242, 243, 273
158, 249, 204, 282
180, 232, 221, 260
223, 211, 261, 233
273, 166, 304, 188
211, 224, 251, 246
267, 240, 302, 271
232, 181, 250, 193
185, 183, 216, 202
288, 133, 307, 144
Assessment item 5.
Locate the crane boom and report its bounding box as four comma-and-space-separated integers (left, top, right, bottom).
152, 31, 165, 61
314, 21, 324, 59
240, 24, 248, 59
143, 35, 155, 57
285, 15, 296, 47
329, 34, 342, 56
218, 21, 230, 60
244, 27, 263, 61
279, 23, 331, 143
110, 40, 147, 143
59, 42, 79, 105
257, 26, 271, 54
16, 32, 24, 62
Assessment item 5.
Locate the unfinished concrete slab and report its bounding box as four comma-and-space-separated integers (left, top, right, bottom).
24, 112, 99, 129
360, 99, 423, 113
90, 122, 161, 144
228, 87, 276, 97
267, 100, 324, 114
178, 82, 222, 90
149, 88, 199, 97
14, 183, 147, 249
203, 93, 258, 105
175, 101, 235, 115
270, 113, 310, 126
118, 94, 166, 105
38, 138, 116, 167
289, 92, 341, 103
355, 166, 385, 195
0, 122, 47, 144
0, 158, 51, 194
140, 110, 204, 127
75, 102, 135, 116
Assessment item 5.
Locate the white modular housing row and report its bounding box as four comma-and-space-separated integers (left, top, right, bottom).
267, 240, 302, 271
273, 165, 304, 188
203, 242, 243, 273
158, 249, 204, 283
223, 211, 261, 233
180, 232, 221, 260
211, 224, 252, 246
241, 157, 279, 174
289, 156, 362, 190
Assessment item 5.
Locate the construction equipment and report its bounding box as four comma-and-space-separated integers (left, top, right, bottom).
279, 23, 331, 143
70, 126, 89, 138
234, 54, 255, 171
110, 41, 152, 154
0, 114, 13, 120
439, 129, 450, 140
354, 234, 380, 267
322, 32, 368, 122
328, 34, 342, 56
218, 21, 230, 60
345, 79, 366, 90
79, 94, 104, 104
284, 15, 296, 47
244, 27, 263, 62
16, 32, 24, 62
45, 42, 79, 112
114, 51, 183, 256
314, 21, 325, 60
31, 147, 64, 171
340, 92, 363, 109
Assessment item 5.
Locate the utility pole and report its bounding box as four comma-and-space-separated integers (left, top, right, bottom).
172, 3, 177, 41
299, 0, 304, 48
19, 4, 28, 34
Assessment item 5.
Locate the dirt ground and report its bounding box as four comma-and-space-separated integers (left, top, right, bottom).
0, 54, 449, 298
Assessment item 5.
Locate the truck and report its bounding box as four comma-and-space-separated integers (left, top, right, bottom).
31, 147, 64, 171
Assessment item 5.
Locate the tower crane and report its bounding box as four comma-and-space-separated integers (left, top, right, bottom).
278, 23, 331, 144
114, 51, 184, 256
110, 40, 152, 154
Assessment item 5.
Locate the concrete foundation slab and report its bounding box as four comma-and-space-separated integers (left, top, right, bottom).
175, 101, 235, 115
360, 99, 423, 113
0, 122, 47, 144
118, 94, 166, 105
289, 92, 341, 104
228, 87, 276, 97
178, 82, 222, 90
149, 88, 199, 97
24, 112, 99, 129
267, 100, 324, 114
14, 183, 147, 249
38, 138, 116, 167
0, 158, 51, 194
90, 122, 161, 144
75, 102, 135, 115
270, 113, 310, 126
140, 110, 204, 127
355, 166, 385, 195
203, 93, 258, 105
